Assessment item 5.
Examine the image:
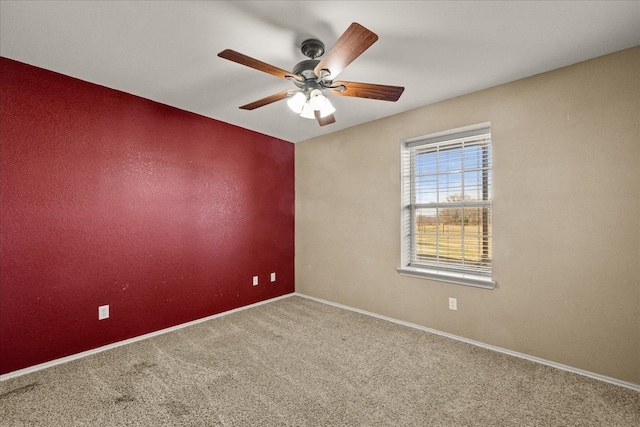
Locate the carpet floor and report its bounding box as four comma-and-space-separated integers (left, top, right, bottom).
1, 295, 638, 426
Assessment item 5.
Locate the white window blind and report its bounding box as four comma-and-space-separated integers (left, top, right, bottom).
399, 125, 493, 287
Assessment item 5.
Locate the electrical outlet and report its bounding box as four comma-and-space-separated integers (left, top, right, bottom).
448, 298, 457, 311
98, 305, 109, 320
270, 272, 276, 282
253, 276, 258, 286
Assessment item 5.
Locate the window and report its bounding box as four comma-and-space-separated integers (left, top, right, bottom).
398, 124, 495, 289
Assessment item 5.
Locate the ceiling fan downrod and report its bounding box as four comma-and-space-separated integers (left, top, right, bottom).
300, 39, 325, 59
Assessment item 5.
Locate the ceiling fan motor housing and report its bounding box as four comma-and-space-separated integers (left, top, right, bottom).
292, 59, 321, 83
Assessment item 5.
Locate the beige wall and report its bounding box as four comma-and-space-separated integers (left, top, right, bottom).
295, 47, 639, 385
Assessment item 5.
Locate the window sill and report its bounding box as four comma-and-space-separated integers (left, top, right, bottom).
396, 266, 495, 289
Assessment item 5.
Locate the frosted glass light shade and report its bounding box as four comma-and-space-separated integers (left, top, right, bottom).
308, 89, 335, 118
318, 98, 336, 118
286, 92, 306, 114
299, 102, 315, 119
308, 89, 324, 111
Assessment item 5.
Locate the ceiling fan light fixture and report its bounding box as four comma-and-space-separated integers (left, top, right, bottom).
286, 91, 306, 114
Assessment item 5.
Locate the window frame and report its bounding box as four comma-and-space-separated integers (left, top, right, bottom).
397, 123, 496, 289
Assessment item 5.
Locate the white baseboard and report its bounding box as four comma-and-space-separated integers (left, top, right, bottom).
0, 293, 295, 382
294, 292, 640, 392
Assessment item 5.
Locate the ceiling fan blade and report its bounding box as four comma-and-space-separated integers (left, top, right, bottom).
329, 81, 404, 102
218, 49, 302, 82
314, 23, 378, 79
315, 110, 336, 126
240, 90, 297, 110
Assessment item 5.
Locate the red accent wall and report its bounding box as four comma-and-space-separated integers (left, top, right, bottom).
0, 57, 295, 375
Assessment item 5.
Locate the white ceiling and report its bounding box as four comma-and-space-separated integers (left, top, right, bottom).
1, 1, 638, 143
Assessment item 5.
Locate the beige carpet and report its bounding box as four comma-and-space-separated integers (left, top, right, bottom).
1, 295, 638, 426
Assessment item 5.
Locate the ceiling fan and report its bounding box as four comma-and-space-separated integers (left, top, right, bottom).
218, 22, 404, 126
